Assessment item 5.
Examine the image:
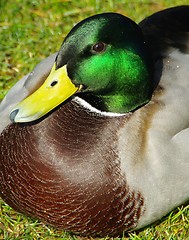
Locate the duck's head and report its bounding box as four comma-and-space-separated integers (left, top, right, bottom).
11, 13, 153, 123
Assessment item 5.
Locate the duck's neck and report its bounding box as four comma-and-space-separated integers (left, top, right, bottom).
87, 50, 153, 113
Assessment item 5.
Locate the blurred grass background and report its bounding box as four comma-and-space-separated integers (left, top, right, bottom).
0, 0, 189, 239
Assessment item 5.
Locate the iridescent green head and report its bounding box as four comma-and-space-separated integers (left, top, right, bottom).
56, 13, 153, 113
11, 13, 153, 123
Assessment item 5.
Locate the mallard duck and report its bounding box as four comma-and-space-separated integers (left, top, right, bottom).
0, 5, 189, 237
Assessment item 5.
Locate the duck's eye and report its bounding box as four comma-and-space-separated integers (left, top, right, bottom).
92, 42, 106, 53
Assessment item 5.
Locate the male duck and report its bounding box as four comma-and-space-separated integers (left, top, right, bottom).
0, 6, 189, 237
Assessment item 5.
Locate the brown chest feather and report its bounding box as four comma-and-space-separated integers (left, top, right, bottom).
0, 101, 144, 236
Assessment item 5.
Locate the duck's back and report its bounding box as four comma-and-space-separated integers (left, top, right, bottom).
126, 5, 189, 228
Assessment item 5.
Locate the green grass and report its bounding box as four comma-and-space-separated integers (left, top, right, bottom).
0, 0, 189, 239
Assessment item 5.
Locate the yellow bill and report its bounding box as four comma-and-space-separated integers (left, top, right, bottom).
10, 64, 80, 123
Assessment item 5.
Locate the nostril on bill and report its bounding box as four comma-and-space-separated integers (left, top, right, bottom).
10, 109, 19, 122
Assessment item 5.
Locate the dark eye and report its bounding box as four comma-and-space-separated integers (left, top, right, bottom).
92, 42, 106, 53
